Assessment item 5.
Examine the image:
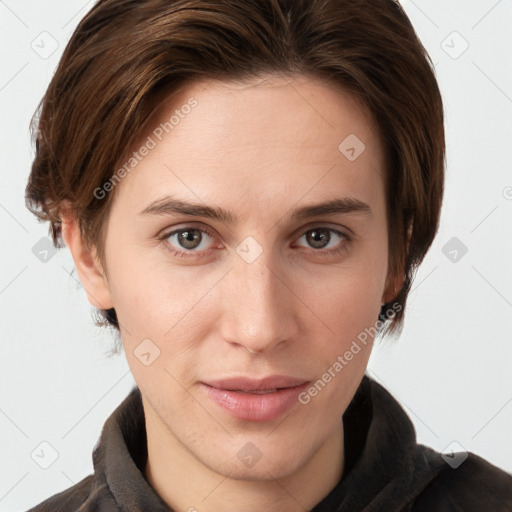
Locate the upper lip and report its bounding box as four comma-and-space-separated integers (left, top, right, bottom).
203, 375, 310, 392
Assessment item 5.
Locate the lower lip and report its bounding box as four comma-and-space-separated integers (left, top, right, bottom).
201, 383, 309, 422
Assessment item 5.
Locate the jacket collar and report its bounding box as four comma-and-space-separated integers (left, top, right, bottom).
312, 374, 442, 511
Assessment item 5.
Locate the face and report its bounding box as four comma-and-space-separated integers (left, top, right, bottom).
73, 74, 397, 481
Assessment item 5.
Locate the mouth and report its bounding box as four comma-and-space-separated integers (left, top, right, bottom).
235, 389, 280, 394
200, 376, 310, 422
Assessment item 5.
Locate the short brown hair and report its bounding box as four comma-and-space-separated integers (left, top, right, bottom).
26, 0, 445, 336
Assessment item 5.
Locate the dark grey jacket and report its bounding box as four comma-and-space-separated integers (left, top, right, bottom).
26, 375, 512, 511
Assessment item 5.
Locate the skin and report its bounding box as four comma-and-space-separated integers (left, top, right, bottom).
62, 74, 403, 512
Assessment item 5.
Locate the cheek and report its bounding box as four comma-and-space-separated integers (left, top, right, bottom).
301, 258, 387, 364
310, 257, 387, 320
106, 249, 218, 371
105, 245, 197, 329
108, 271, 164, 333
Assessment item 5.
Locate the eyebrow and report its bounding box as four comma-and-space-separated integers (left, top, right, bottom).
139, 195, 372, 223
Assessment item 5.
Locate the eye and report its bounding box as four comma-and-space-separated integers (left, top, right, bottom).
294, 227, 349, 255
159, 226, 218, 258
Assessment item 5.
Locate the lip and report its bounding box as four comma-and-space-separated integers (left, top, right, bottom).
200, 376, 310, 422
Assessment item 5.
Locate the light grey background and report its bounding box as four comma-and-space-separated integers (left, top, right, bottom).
1, 1, 511, 511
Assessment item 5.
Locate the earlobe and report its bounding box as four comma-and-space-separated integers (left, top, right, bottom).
60, 213, 114, 310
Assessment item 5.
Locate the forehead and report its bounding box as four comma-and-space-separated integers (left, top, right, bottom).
109, 74, 386, 220
159, 74, 378, 151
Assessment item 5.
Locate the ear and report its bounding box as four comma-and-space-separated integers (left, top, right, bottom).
60, 210, 114, 310
381, 270, 405, 306
382, 221, 411, 305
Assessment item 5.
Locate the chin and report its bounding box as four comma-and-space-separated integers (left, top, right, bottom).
201, 440, 313, 482
223, 458, 303, 482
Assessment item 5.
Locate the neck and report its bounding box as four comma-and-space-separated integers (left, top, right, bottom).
144, 408, 345, 512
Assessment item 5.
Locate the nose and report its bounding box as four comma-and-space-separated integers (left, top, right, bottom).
219, 248, 299, 354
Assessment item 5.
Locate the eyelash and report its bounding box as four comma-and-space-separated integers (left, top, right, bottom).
158, 225, 352, 260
